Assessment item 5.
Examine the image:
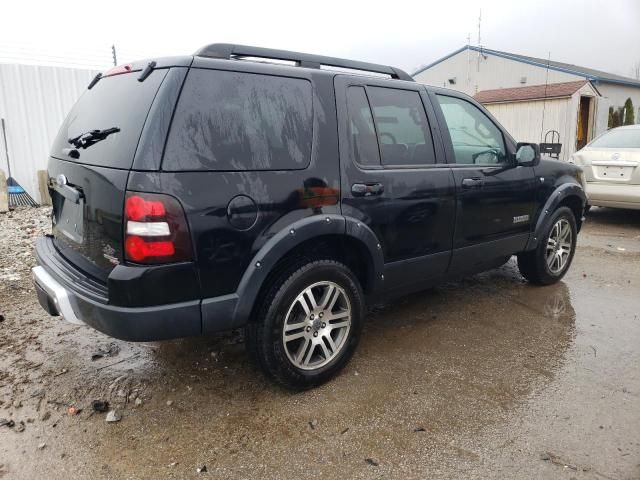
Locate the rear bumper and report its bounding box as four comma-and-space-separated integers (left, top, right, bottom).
586, 182, 640, 210
33, 237, 203, 341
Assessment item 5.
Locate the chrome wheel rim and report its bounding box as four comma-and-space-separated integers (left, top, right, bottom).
282, 281, 351, 371
546, 218, 573, 274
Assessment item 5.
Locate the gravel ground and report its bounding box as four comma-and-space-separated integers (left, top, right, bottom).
0, 206, 639, 479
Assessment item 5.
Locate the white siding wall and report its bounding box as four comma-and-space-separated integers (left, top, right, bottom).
414, 49, 640, 126
486, 98, 576, 162
484, 83, 599, 162
413, 50, 581, 96
0, 63, 97, 202
595, 83, 640, 123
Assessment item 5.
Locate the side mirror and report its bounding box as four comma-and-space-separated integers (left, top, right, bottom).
516, 143, 541, 167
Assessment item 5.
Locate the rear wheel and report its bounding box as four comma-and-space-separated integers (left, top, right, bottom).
245, 259, 364, 389
517, 207, 577, 285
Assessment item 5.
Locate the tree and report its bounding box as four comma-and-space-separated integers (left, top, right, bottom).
623, 98, 635, 125
612, 109, 622, 128
608, 106, 614, 128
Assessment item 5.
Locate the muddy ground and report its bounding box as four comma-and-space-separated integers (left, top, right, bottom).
0, 206, 639, 479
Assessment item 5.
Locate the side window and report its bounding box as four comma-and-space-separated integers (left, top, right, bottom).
163, 69, 313, 171
368, 87, 436, 166
436, 95, 506, 165
346, 86, 380, 167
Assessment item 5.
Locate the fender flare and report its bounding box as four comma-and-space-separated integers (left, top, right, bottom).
525, 182, 586, 250
231, 214, 384, 327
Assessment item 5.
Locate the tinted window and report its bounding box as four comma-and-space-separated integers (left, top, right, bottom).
50, 69, 168, 169
346, 86, 380, 166
163, 69, 313, 171
589, 128, 640, 148
368, 87, 435, 166
436, 95, 506, 165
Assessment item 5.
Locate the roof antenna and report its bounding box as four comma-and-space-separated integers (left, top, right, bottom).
476, 9, 483, 74
477, 8, 482, 47
475, 9, 483, 93
540, 51, 551, 142
466, 33, 471, 91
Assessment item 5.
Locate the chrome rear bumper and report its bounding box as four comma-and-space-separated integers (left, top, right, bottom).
32, 265, 84, 325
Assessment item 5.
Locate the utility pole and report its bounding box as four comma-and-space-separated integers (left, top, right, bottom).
111, 45, 117, 66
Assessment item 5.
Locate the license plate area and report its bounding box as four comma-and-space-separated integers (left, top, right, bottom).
53, 194, 85, 244
594, 165, 633, 182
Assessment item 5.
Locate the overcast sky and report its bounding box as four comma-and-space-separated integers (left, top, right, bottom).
1, 0, 639, 78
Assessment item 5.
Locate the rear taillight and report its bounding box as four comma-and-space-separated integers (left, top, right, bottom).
124, 192, 193, 264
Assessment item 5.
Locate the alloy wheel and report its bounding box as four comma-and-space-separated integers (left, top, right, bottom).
546, 218, 573, 274
282, 281, 352, 370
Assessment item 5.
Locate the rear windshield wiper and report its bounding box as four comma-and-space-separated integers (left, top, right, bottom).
68, 127, 120, 149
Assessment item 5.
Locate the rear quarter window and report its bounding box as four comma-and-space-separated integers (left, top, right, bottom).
163, 69, 313, 171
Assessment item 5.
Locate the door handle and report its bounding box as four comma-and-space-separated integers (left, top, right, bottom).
461, 178, 484, 189
351, 182, 385, 197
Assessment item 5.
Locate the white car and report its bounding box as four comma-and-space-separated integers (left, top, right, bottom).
570, 125, 640, 210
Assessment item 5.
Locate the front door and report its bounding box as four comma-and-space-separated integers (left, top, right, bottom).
335, 77, 455, 293
576, 96, 592, 150
431, 91, 537, 273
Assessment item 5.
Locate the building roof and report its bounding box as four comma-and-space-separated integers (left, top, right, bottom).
412, 46, 640, 88
474, 80, 589, 104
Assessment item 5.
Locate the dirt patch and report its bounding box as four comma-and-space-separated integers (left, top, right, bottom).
0, 206, 639, 479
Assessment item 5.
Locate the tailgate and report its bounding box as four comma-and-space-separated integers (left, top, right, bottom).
46, 67, 170, 279
574, 149, 640, 186
48, 158, 128, 279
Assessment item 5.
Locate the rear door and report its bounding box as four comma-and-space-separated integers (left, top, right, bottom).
335, 76, 455, 293
48, 65, 184, 280
430, 90, 537, 273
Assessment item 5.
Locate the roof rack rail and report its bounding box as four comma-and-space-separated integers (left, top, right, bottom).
194, 43, 414, 82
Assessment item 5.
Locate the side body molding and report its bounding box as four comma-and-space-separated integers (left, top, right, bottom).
201, 214, 385, 333
525, 182, 586, 251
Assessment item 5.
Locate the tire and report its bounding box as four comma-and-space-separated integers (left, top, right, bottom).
517, 206, 577, 285
245, 259, 364, 390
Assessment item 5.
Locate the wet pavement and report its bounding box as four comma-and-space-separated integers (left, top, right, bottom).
0, 207, 639, 479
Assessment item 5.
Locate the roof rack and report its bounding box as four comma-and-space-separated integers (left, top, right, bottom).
194, 43, 414, 82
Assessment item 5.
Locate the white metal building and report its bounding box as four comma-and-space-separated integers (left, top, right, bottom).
0, 63, 97, 203
413, 46, 640, 156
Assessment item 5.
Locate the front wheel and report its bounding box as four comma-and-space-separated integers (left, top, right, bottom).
245, 259, 364, 389
517, 207, 577, 285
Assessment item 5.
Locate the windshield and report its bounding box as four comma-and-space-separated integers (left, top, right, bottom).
50, 69, 167, 169
588, 128, 640, 149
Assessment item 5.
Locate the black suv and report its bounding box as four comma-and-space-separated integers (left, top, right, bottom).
33, 44, 586, 388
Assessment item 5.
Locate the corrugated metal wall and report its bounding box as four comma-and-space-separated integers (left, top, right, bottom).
0, 63, 98, 202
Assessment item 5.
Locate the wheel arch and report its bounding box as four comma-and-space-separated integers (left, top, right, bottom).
232, 215, 384, 327
525, 183, 586, 251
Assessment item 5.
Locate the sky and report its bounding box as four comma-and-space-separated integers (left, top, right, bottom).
1, 0, 639, 78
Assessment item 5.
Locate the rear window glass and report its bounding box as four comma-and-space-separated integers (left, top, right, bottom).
163, 69, 313, 171
50, 69, 168, 169
589, 128, 640, 148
